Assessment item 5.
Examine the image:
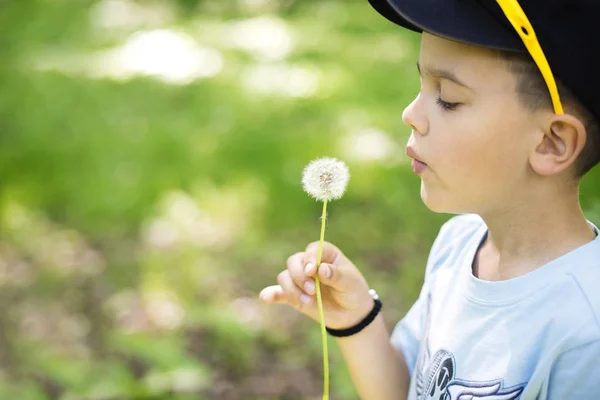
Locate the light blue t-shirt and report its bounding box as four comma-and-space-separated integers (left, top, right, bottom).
391, 214, 600, 400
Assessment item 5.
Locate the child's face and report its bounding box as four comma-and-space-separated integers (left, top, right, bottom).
404, 33, 541, 214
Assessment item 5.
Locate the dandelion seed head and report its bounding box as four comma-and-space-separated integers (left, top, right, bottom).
302, 157, 350, 201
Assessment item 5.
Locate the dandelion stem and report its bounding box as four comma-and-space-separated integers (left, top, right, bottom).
315, 199, 329, 400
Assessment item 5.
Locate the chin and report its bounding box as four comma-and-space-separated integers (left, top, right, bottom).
420, 183, 471, 214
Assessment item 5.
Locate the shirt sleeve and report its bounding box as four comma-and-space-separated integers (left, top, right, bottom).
544, 339, 600, 399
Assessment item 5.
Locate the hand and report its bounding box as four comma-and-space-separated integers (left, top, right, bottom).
260, 241, 374, 330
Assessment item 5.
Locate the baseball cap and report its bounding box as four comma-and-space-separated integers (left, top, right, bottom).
367, 0, 600, 123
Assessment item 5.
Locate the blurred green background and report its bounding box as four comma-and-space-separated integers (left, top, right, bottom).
1, 1, 599, 399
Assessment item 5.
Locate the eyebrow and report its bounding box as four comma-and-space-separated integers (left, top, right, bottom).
416, 62, 473, 91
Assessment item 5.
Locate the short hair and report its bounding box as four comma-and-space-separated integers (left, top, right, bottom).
498, 51, 600, 178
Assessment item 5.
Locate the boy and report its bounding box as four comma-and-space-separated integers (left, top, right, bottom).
260, 0, 600, 398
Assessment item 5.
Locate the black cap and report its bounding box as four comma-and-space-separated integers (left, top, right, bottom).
367, 0, 600, 123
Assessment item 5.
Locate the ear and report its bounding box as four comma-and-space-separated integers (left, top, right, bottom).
529, 113, 587, 177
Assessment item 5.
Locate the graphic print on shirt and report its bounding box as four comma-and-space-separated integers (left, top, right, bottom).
414, 293, 526, 400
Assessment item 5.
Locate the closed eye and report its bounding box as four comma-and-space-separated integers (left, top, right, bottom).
436, 97, 460, 111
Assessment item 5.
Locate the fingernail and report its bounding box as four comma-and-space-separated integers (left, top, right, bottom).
321, 264, 331, 279
304, 280, 315, 294
304, 263, 314, 274
300, 294, 311, 304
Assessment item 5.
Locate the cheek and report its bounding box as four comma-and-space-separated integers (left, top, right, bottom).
420, 99, 531, 213
435, 117, 524, 185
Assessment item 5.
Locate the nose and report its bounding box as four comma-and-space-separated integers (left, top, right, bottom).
402, 93, 429, 136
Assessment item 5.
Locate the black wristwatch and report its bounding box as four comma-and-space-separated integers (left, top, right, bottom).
326, 289, 382, 338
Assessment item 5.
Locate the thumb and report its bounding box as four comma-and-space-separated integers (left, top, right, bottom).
304, 241, 341, 266
315, 262, 347, 291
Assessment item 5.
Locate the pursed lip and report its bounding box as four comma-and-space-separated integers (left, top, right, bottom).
405, 146, 426, 165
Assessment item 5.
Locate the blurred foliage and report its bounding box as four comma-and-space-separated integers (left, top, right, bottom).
0, 0, 599, 399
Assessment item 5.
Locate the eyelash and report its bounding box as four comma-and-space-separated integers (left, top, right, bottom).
436, 97, 460, 111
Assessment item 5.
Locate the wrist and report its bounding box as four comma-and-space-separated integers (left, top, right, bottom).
327, 289, 382, 337
327, 290, 375, 330
347, 294, 377, 327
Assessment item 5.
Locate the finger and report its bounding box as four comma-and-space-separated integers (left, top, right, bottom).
316, 262, 345, 291
287, 252, 315, 296
259, 285, 286, 304
304, 261, 318, 278
277, 270, 313, 308
303, 241, 340, 273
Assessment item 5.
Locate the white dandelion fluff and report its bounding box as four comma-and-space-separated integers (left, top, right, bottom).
302, 157, 350, 201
